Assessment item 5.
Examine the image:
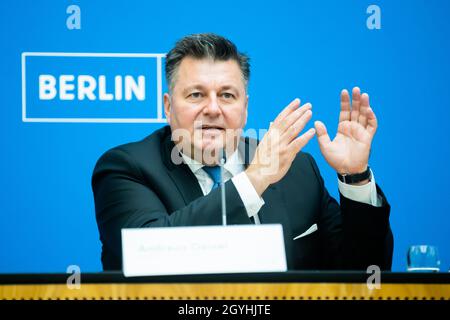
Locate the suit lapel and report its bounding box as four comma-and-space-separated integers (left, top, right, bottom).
161, 132, 204, 204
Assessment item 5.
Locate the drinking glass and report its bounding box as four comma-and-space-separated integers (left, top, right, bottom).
407, 245, 440, 272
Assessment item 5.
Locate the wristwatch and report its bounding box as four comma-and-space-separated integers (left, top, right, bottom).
337, 166, 371, 184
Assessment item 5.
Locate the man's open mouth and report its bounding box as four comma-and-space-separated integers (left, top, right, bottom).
199, 125, 225, 131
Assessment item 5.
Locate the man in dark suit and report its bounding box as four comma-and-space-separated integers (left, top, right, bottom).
92, 33, 393, 271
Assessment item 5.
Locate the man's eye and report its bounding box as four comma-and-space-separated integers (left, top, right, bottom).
221, 92, 235, 99
188, 92, 203, 99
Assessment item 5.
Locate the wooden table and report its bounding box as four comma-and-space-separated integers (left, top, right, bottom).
1, 272, 449, 300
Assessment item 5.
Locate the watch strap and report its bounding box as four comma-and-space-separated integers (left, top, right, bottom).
337, 166, 371, 184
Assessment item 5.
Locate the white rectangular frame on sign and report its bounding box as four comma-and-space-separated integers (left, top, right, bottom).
122, 224, 288, 277
21, 52, 167, 123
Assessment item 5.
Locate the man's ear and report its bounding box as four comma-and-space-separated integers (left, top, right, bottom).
163, 93, 171, 125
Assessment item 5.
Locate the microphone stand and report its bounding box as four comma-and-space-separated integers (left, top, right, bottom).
219, 149, 227, 226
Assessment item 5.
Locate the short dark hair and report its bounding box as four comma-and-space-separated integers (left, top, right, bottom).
165, 33, 250, 92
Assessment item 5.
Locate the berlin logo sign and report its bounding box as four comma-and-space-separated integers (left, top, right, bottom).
21, 52, 167, 123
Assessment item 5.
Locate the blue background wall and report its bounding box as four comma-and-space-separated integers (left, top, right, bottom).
1, 0, 449, 272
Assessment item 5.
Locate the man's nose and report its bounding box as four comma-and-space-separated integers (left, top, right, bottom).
203, 94, 221, 116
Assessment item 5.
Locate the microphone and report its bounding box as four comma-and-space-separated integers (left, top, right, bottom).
219, 148, 227, 226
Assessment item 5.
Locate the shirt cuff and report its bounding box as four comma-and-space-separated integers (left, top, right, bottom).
232, 172, 265, 219
337, 168, 382, 207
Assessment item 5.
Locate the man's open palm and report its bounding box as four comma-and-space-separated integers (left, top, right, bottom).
314, 87, 377, 174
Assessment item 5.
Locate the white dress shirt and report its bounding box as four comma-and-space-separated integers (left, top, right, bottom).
181, 150, 381, 225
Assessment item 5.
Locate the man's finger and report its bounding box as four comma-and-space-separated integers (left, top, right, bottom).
339, 89, 351, 122
273, 98, 301, 126
279, 103, 312, 133
351, 87, 361, 122
282, 109, 313, 142
358, 93, 369, 127
366, 107, 378, 137
289, 128, 316, 154
314, 120, 331, 147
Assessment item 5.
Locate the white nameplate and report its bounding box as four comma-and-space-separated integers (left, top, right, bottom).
122, 224, 287, 277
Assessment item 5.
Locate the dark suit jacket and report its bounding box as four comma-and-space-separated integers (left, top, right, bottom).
92, 125, 393, 271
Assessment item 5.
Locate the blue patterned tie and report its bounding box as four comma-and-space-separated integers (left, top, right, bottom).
202, 166, 222, 190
